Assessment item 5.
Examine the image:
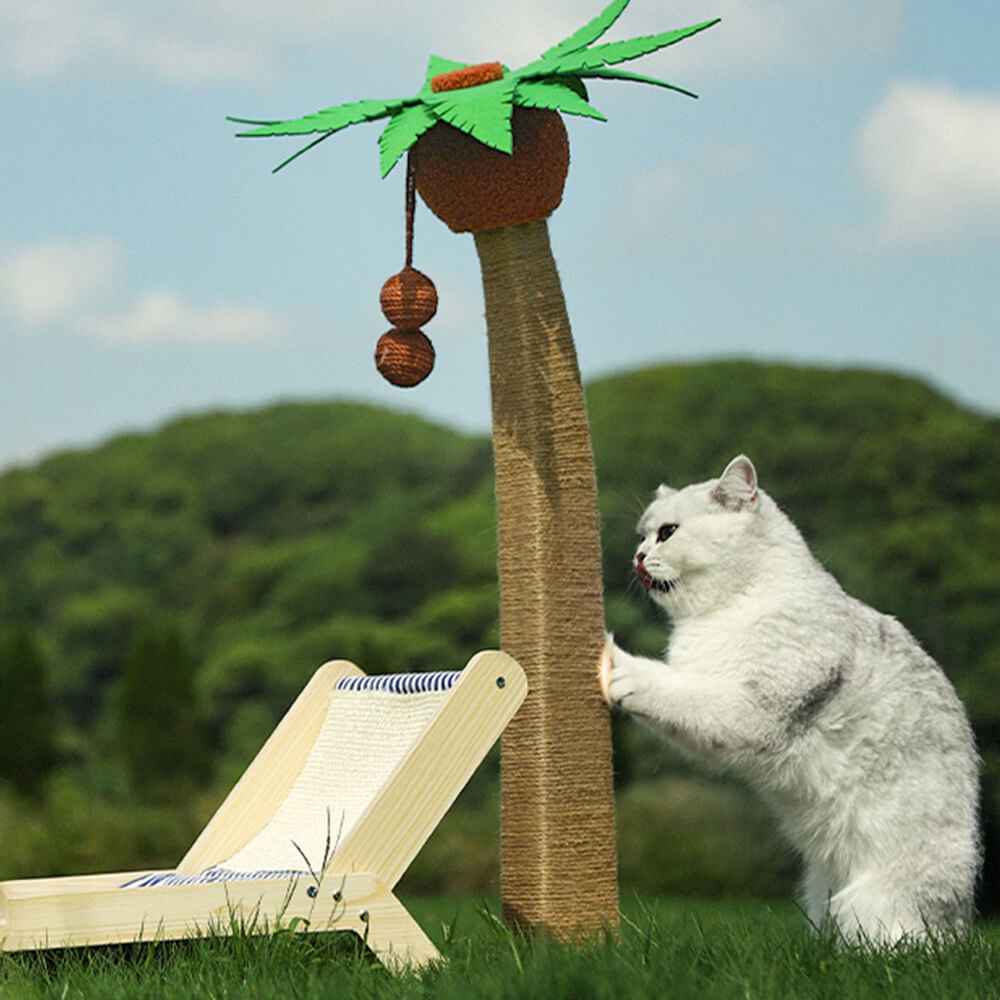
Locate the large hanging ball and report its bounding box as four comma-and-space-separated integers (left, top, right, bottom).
413, 107, 569, 233
379, 266, 438, 328
375, 328, 435, 387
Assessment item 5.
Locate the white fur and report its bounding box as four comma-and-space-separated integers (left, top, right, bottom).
605, 455, 980, 945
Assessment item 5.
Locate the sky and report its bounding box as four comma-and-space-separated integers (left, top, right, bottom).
2, 0, 999, 472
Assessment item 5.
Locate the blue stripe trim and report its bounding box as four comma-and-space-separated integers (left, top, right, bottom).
121, 867, 307, 888
334, 670, 460, 694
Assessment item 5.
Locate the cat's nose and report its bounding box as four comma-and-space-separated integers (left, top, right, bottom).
635, 549, 646, 565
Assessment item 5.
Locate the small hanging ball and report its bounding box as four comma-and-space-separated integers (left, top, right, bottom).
379, 266, 438, 329
375, 328, 435, 387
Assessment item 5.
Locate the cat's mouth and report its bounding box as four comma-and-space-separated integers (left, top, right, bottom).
636, 562, 676, 594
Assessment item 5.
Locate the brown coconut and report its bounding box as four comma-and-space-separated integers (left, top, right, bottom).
412, 106, 569, 233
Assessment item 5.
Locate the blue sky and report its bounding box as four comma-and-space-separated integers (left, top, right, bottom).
2, 0, 998, 471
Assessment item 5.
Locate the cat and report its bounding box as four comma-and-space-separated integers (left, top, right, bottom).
601, 455, 980, 945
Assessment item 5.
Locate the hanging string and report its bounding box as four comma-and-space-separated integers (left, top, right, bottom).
405, 150, 416, 269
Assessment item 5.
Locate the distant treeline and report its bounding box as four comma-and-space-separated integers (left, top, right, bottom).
1, 361, 997, 905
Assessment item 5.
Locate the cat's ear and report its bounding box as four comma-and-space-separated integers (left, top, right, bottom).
712, 455, 758, 511
655, 484, 677, 500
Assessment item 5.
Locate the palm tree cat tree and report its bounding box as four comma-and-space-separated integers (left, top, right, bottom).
231, 0, 718, 939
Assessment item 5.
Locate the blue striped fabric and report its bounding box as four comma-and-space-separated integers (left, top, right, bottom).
334, 670, 461, 694
121, 867, 307, 888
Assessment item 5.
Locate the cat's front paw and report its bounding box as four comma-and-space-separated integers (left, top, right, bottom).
599, 633, 616, 705
600, 633, 647, 710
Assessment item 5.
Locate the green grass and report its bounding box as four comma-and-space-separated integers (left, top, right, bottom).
2, 897, 999, 1000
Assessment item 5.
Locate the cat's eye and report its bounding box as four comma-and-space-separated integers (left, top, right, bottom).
657, 523, 677, 542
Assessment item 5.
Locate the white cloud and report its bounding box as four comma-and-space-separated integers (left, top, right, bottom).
0, 236, 287, 343
856, 80, 1000, 246
1, 0, 116, 79
86, 291, 287, 343
0, 0, 265, 84
0, 0, 903, 86
129, 33, 262, 86
0, 237, 119, 327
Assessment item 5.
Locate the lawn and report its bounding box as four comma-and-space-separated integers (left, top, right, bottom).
2, 896, 998, 999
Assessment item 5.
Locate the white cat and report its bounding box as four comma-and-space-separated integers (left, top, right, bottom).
602, 455, 980, 945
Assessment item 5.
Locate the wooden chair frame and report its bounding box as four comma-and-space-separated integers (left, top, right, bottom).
0, 650, 527, 970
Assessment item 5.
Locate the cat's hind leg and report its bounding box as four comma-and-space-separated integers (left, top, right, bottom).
828, 870, 928, 946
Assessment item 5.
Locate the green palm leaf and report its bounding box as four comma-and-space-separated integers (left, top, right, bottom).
547, 19, 720, 75
379, 104, 438, 177
426, 78, 518, 152
513, 78, 606, 120
231, 98, 407, 138
538, 0, 630, 62
577, 66, 699, 99
231, 2, 719, 173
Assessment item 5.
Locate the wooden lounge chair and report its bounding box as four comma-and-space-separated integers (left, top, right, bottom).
0, 650, 527, 970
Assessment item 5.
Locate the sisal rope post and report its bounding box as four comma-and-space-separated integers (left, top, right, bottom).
474, 220, 619, 938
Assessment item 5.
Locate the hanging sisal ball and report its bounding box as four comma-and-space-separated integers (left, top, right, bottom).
379, 266, 438, 328
375, 328, 435, 387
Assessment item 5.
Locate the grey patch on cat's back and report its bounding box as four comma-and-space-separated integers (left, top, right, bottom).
787, 661, 846, 736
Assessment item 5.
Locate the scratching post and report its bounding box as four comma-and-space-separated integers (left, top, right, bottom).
411, 108, 619, 935
230, 0, 719, 942
475, 221, 618, 934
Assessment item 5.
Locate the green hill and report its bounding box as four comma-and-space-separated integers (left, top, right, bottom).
0, 401, 496, 754
1, 362, 997, 903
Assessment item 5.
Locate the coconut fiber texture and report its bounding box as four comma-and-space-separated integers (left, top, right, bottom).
414, 108, 569, 233
474, 219, 619, 937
